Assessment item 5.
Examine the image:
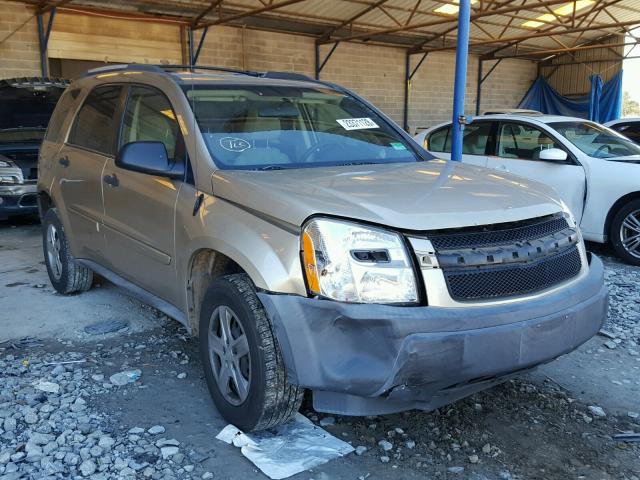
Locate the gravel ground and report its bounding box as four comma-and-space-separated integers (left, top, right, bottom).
1, 224, 639, 480
597, 250, 640, 356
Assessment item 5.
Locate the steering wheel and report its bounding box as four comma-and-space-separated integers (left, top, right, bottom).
595, 144, 611, 157
300, 141, 345, 163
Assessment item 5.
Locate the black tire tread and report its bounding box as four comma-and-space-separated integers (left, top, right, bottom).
610, 199, 640, 267
224, 274, 304, 430
43, 208, 93, 294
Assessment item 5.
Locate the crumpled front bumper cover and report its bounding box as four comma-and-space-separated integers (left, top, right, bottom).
258, 254, 608, 416
0, 183, 38, 217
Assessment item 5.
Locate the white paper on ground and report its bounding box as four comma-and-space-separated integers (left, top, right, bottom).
215, 413, 354, 479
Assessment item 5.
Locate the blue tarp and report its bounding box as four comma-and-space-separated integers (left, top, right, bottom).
519, 70, 623, 123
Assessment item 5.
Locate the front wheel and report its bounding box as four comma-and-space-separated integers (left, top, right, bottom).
610, 199, 640, 266
199, 274, 303, 431
42, 208, 93, 294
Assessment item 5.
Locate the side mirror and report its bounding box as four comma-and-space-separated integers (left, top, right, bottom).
116, 141, 184, 180
538, 147, 568, 162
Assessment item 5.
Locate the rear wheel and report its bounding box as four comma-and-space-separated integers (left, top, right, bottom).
42, 208, 93, 294
199, 274, 303, 431
611, 199, 640, 266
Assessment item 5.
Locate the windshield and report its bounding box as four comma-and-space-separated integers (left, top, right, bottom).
0, 85, 64, 143
183, 84, 419, 170
549, 121, 640, 159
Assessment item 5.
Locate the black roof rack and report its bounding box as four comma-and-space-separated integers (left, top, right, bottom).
81, 64, 317, 83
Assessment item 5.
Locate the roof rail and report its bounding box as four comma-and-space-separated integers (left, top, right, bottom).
81, 63, 318, 84
82, 64, 165, 78
261, 71, 315, 82
161, 64, 262, 77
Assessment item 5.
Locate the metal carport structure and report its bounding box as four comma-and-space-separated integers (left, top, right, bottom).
12, 0, 640, 159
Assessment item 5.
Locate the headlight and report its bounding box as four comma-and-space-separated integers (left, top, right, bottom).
0, 160, 10, 167
301, 218, 418, 304
0, 174, 23, 184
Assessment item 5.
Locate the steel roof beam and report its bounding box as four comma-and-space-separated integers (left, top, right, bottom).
321, 0, 571, 45
493, 39, 638, 58
191, 0, 223, 26
194, 0, 306, 29
318, 0, 390, 43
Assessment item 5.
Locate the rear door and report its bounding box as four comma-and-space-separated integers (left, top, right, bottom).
425, 121, 493, 167
485, 121, 587, 222
57, 84, 124, 261
101, 84, 185, 304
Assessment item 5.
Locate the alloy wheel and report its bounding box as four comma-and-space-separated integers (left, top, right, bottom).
620, 209, 640, 260
208, 305, 251, 406
46, 224, 63, 280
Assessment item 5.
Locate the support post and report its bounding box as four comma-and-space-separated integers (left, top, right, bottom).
403, 51, 428, 132
36, 8, 56, 78
403, 52, 411, 132
475, 59, 483, 116
187, 27, 195, 69
315, 41, 340, 80
450, 0, 471, 162
192, 26, 209, 66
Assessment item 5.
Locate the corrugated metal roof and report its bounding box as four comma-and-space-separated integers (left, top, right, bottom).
14, 0, 640, 60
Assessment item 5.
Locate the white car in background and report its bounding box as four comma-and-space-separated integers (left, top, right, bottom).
604, 118, 640, 145
414, 114, 640, 265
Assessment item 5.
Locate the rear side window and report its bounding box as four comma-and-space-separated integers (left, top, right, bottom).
427, 123, 491, 155
69, 85, 122, 155
428, 126, 451, 152
461, 122, 492, 155
45, 88, 79, 142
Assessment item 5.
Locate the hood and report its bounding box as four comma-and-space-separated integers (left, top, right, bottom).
608, 156, 640, 164
211, 160, 566, 231
0, 80, 65, 132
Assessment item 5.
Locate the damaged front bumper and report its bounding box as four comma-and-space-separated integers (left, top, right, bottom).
258, 253, 608, 416
0, 182, 38, 218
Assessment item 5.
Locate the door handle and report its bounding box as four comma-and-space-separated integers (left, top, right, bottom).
58, 157, 70, 167
103, 173, 119, 187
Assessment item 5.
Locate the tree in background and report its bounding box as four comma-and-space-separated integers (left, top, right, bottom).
623, 91, 640, 117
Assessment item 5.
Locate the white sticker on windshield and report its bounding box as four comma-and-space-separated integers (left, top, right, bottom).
220, 137, 251, 152
336, 118, 379, 130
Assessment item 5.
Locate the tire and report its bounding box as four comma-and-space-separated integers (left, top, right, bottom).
199, 274, 303, 431
610, 198, 640, 267
42, 208, 93, 294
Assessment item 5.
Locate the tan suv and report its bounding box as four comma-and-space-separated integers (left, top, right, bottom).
38, 65, 608, 431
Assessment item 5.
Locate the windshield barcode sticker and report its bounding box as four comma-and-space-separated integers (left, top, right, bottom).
336, 118, 380, 130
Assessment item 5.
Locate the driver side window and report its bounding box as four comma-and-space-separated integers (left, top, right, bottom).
120, 86, 184, 163
497, 122, 563, 161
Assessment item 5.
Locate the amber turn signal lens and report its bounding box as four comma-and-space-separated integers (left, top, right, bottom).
302, 230, 320, 294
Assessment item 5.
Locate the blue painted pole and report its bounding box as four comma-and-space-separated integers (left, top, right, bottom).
450, 0, 471, 162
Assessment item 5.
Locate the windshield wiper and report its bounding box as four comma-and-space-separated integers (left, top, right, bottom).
335, 161, 379, 167
256, 165, 289, 171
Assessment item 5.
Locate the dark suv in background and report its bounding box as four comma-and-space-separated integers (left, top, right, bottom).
0, 78, 67, 220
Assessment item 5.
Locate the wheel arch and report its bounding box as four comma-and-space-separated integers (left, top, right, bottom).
185, 248, 246, 335
604, 191, 640, 243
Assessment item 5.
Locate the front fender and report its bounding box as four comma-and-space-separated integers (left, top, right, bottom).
175, 188, 307, 302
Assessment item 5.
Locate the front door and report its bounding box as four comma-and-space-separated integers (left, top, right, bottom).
486, 121, 586, 223
57, 85, 124, 261
101, 85, 186, 305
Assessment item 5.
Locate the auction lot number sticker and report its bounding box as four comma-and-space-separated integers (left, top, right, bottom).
336, 118, 380, 130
